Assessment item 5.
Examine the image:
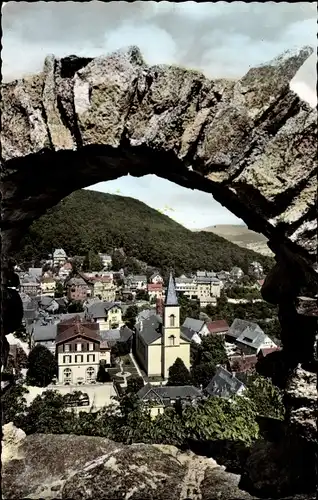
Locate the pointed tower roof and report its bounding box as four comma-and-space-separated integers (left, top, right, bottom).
165, 272, 178, 306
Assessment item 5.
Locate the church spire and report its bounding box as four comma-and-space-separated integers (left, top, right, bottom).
165, 272, 178, 306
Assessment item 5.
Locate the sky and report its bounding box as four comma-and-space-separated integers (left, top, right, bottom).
2, 2, 317, 229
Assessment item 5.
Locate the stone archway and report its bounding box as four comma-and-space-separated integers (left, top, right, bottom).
1, 46, 317, 491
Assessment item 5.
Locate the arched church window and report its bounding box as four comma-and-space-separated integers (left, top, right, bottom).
169, 314, 175, 327
169, 335, 175, 346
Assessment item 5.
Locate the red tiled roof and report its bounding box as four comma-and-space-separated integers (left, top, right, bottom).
148, 283, 163, 291
258, 347, 281, 357
229, 354, 257, 372
56, 321, 101, 344
207, 319, 229, 334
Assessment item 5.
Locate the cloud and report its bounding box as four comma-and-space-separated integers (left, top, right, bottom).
2, 2, 317, 228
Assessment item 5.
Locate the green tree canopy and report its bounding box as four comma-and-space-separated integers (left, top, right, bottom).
68, 301, 84, 313
167, 358, 192, 386
126, 376, 144, 394
245, 374, 285, 420
191, 362, 216, 389
54, 281, 65, 298
82, 250, 103, 272
123, 305, 138, 330
96, 363, 111, 383
26, 345, 58, 387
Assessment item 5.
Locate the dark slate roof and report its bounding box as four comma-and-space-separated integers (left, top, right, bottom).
165, 273, 178, 306
236, 328, 269, 350
100, 329, 121, 341
137, 308, 156, 322
180, 326, 197, 342
137, 315, 162, 345
183, 317, 204, 333
120, 326, 133, 342
137, 384, 202, 402
228, 318, 263, 339
86, 301, 121, 318
205, 366, 246, 398
33, 322, 58, 341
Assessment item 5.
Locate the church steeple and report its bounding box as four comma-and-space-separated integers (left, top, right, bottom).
165, 272, 178, 306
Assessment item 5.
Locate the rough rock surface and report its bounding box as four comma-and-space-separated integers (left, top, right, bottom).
2, 427, 256, 500
1, 45, 317, 283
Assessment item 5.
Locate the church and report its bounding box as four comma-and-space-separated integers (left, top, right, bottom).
135, 273, 191, 379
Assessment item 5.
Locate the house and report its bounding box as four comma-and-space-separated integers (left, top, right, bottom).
58, 262, 72, 280
199, 296, 217, 308
135, 273, 191, 379
38, 296, 59, 313
20, 275, 41, 297
56, 319, 103, 385
90, 277, 116, 302
147, 283, 163, 302
235, 326, 277, 355
53, 248, 67, 267
66, 277, 89, 302
137, 383, 203, 418
149, 272, 164, 284
98, 253, 112, 269
40, 278, 56, 297
227, 318, 264, 343
182, 317, 210, 337
125, 275, 147, 291
230, 267, 244, 280
85, 301, 124, 330
195, 276, 221, 303
33, 321, 57, 353
228, 354, 258, 374
205, 366, 246, 399
174, 276, 197, 299
180, 326, 202, 344
206, 319, 229, 338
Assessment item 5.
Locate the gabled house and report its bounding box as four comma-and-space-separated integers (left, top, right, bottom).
180, 326, 202, 344
38, 296, 59, 314
206, 319, 229, 338
33, 321, 58, 353
53, 248, 67, 267
227, 318, 264, 343
205, 366, 246, 399
66, 277, 89, 302
58, 262, 72, 280
147, 283, 163, 302
235, 326, 277, 355
40, 277, 57, 297
56, 319, 103, 385
89, 276, 116, 302
125, 275, 147, 291
137, 383, 203, 417
149, 272, 164, 284
98, 253, 112, 269
182, 317, 210, 337
174, 276, 197, 299
85, 301, 124, 330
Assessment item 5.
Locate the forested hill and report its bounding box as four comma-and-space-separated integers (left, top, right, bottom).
14, 189, 274, 275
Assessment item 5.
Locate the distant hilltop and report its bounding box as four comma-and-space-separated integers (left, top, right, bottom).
193, 224, 273, 257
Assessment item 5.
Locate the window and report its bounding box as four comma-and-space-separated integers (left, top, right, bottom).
86, 366, 95, 382
243, 337, 253, 343
87, 354, 95, 363
63, 355, 71, 363
76, 343, 82, 352
63, 368, 72, 384
169, 314, 175, 327
64, 344, 70, 352
89, 343, 94, 351
169, 335, 175, 346
75, 355, 83, 363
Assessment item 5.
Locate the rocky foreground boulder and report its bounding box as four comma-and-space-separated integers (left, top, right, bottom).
2, 423, 316, 500
2, 423, 255, 500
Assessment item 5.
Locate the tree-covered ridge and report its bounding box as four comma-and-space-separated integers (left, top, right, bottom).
15, 189, 274, 275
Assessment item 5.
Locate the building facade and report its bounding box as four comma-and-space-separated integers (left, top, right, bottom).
53, 248, 67, 267
66, 277, 89, 302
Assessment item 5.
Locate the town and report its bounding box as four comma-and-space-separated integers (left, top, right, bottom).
3, 248, 281, 417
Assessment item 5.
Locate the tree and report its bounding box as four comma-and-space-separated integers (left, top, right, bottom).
178, 294, 200, 325
68, 301, 84, 313
123, 305, 138, 330
245, 374, 285, 420
191, 335, 228, 368
54, 281, 65, 298
16, 390, 69, 434
135, 290, 149, 301
26, 345, 58, 387
96, 363, 111, 383
167, 358, 192, 386
126, 376, 144, 394
2, 383, 29, 426
82, 250, 103, 272
191, 362, 216, 389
